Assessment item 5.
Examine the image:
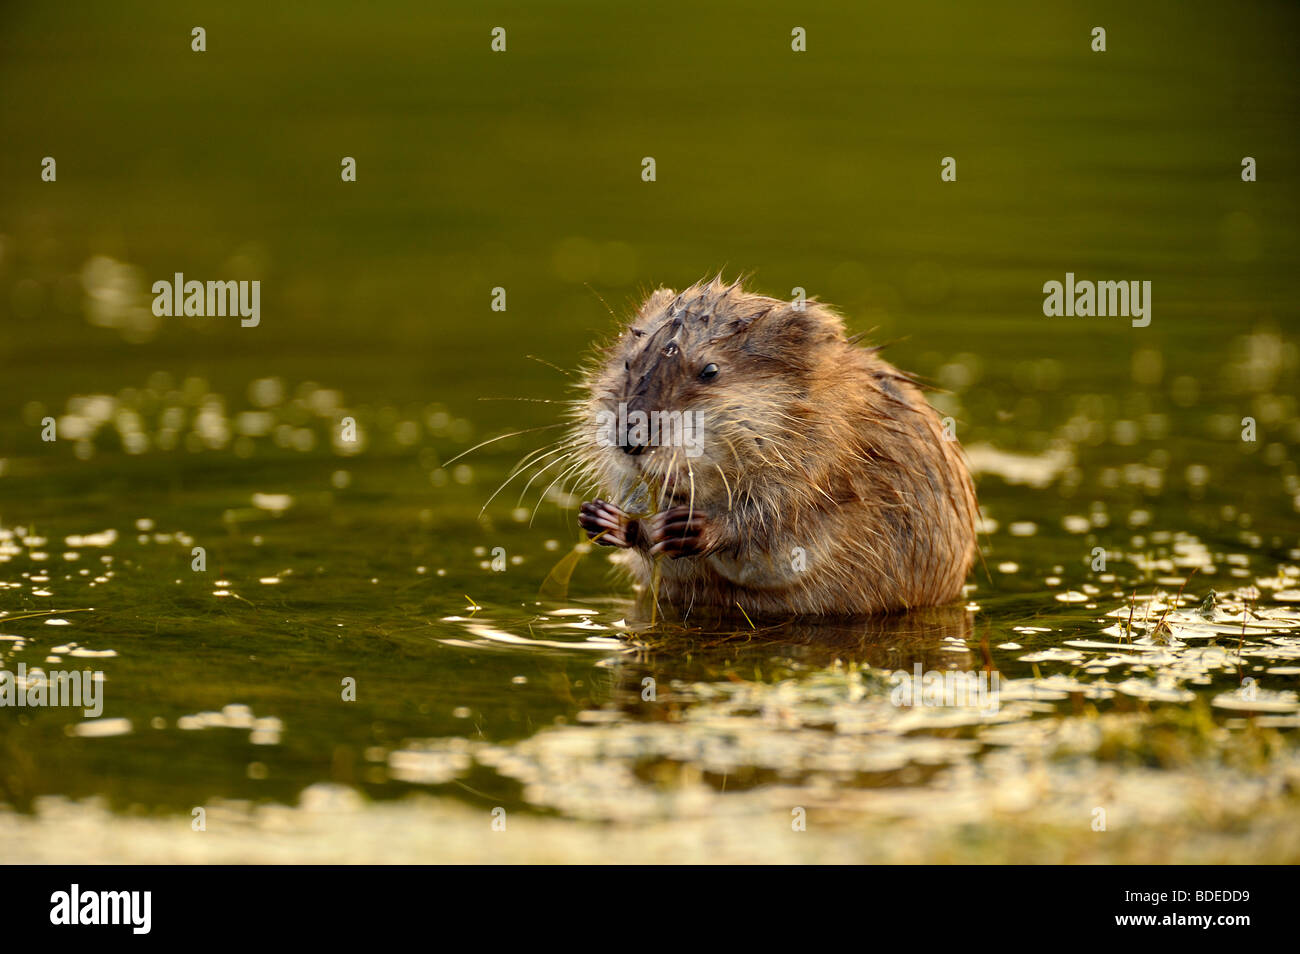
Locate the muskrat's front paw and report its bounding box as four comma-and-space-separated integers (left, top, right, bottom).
579, 499, 641, 548
647, 506, 711, 559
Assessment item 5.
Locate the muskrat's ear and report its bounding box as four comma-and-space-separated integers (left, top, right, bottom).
748, 300, 845, 351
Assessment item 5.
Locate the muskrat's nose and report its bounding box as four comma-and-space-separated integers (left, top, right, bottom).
621, 438, 647, 456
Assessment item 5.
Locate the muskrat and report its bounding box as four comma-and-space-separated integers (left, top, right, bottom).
571, 276, 978, 617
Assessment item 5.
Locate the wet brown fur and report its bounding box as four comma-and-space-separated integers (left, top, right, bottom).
569, 276, 978, 617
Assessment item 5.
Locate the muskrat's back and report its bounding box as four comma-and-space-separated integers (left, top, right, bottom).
572, 276, 977, 617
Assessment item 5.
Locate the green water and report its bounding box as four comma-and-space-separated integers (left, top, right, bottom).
1, 1, 1298, 862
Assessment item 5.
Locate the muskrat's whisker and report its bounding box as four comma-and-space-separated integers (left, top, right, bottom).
656, 448, 681, 512
474, 439, 574, 516
514, 451, 576, 507
504, 438, 570, 478
686, 458, 697, 528
765, 406, 812, 428
479, 448, 571, 517
442, 422, 569, 467
560, 464, 602, 506
492, 438, 570, 491
530, 459, 586, 526
480, 466, 541, 517
525, 354, 575, 377
713, 464, 733, 512
477, 396, 569, 404
713, 430, 745, 479
508, 433, 574, 469
581, 283, 620, 321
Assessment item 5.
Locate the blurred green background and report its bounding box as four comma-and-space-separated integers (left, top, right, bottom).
1, 0, 1296, 413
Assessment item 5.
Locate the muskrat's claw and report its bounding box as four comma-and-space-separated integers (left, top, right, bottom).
579, 499, 640, 549
647, 506, 711, 559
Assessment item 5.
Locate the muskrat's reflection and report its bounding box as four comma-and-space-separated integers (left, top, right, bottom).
614, 602, 979, 682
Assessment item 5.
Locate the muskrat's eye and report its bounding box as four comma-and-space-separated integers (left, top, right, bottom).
699, 363, 719, 380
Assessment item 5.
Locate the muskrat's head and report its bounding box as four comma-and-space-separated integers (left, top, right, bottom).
573, 276, 847, 514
